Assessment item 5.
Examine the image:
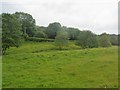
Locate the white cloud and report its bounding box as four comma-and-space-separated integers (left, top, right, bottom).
1, 0, 119, 34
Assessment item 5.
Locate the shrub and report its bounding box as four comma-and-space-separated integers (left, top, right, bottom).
25, 37, 54, 42
55, 31, 69, 50
98, 33, 111, 47
34, 31, 47, 38
76, 30, 98, 48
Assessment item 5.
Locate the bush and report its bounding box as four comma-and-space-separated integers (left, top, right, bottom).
55, 31, 69, 50
109, 34, 118, 46
22, 33, 28, 38
76, 31, 98, 48
34, 31, 47, 38
25, 37, 54, 42
98, 33, 111, 47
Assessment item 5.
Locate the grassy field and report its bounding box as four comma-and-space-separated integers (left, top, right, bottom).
2, 41, 118, 88
0, 56, 2, 89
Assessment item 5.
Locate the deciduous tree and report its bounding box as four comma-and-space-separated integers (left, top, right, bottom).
98, 33, 111, 47
46, 22, 61, 39
76, 30, 98, 48
2, 13, 22, 54
14, 12, 36, 37
55, 31, 69, 50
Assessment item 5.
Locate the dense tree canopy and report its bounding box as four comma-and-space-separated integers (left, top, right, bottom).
109, 34, 118, 46
46, 22, 61, 39
118, 34, 120, 46
34, 26, 47, 38
67, 27, 81, 40
76, 31, 98, 48
34, 31, 47, 38
98, 33, 111, 47
0, 14, 2, 55
35, 26, 46, 32
1, 12, 119, 54
2, 13, 22, 54
14, 12, 36, 37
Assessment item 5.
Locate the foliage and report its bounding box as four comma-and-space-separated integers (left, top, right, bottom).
1, 12, 118, 55
46, 22, 61, 39
22, 33, 28, 39
34, 31, 47, 38
26, 37, 54, 42
67, 27, 81, 40
35, 25, 46, 32
34, 26, 47, 38
2, 13, 22, 55
76, 30, 98, 48
14, 12, 36, 37
55, 31, 69, 49
109, 34, 118, 46
118, 34, 120, 46
0, 14, 2, 55
62, 26, 81, 40
98, 33, 112, 47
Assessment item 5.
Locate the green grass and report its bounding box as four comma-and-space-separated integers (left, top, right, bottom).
2, 41, 118, 88
0, 56, 2, 89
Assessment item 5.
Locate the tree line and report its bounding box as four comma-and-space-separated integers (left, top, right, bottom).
1, 12, 119, 54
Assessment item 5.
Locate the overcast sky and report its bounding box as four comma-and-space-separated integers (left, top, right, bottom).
1, 0, 119, 34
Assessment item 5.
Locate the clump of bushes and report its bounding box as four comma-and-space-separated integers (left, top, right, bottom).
76, 31, 98, 49
98, 33, 111, 47
25, 37, 54, 42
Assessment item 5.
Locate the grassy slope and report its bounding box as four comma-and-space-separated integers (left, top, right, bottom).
2, 42, 118, 88
0, 56, 2, 89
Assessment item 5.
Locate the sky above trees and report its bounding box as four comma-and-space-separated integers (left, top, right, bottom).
1, 0, 119, 34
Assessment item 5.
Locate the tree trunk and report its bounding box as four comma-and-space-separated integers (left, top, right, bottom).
2, 47, 6, 55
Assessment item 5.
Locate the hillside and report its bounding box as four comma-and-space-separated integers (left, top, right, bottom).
2, 42, 118, 88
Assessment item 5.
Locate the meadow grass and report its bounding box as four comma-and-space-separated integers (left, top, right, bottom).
0, 56, 2, 89
2, 41, 118, 88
